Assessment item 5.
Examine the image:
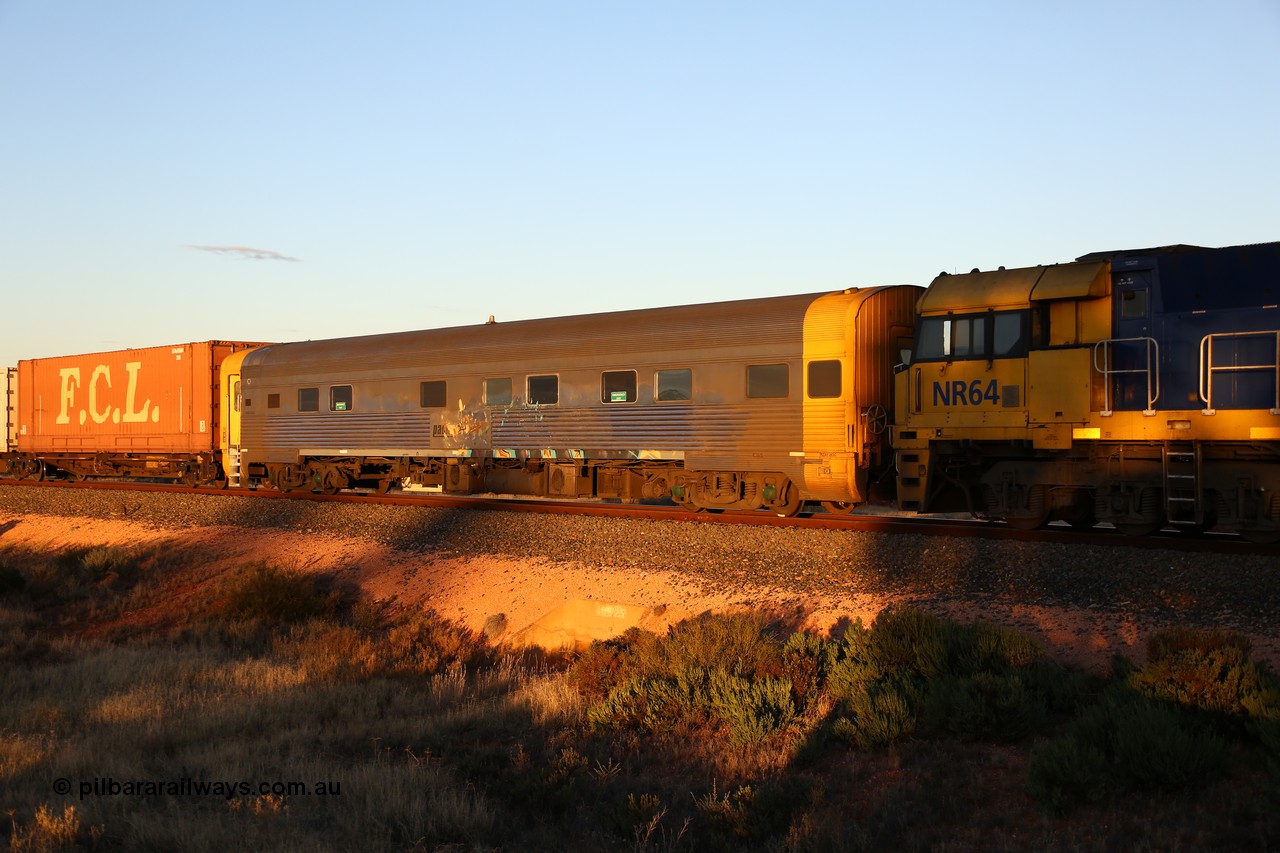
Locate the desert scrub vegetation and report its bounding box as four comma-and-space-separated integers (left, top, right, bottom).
2, 538, 1279, 851
1028, 626, 1280, 816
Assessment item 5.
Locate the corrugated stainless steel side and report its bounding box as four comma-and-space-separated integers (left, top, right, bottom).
243, 411, 433, 454
243, 293, 818, 381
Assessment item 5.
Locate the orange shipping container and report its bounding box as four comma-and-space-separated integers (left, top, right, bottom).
16, 341, 263, 455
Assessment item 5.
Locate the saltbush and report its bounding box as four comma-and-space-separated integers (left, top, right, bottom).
1028, 688, 1229, 813
1129, 627, 1280, 722
826, 605, 1057, 749
28, 546, 141, 600
213, 562, 338, 624
578, 612, 799, 743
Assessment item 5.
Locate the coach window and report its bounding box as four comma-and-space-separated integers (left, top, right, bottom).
602, 370, 637, 403
267, 393, 280, 409
747, 363, 789, 398
656, 368, 692, 402
483, 377, 512, 406
298, 387, 319, 412
807, 360, 842, 398
420, 380, 446, 408
330, 385, 353, 412
527, 374, 559, 405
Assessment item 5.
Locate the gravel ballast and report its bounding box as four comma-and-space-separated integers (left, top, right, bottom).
1, 485, 1275, 649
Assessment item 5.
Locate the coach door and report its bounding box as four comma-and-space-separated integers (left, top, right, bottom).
217, 348, 253, 488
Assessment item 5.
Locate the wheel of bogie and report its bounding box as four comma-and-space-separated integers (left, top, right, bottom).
1057, 502, 1097, 530
1240, 528, 1280, 545
314, 468, 346, 495
821, 501, 856, 515
1115, 521, 1162, 537
772, 485, 803, 518
1003, 511, 1050, 531
375, 478, 394, 495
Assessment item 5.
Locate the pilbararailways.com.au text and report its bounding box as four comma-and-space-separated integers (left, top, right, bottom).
54, 777, 342, 800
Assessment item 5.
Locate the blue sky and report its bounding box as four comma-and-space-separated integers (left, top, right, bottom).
2, 1, 1277, 367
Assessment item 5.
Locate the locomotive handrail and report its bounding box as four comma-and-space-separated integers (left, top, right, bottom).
1093, 337, 1159, 417
1199, 329, 1280, 415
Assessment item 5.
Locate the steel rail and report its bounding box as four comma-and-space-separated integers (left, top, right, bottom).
1, 478, 1275, 555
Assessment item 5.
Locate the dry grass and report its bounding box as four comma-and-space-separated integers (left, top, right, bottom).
1, 539, 1278, 851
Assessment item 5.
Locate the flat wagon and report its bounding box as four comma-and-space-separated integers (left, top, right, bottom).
6, 341, 264, 484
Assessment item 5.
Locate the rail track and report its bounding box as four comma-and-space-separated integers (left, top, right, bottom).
2, 478, 1275, 557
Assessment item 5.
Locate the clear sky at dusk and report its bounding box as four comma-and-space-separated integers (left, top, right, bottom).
2, 2, 1277, 367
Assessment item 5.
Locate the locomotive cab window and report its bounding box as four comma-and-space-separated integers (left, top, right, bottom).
420, 380, 446, 408
992, 311, 1028, 357
527, 374, 558, 405
807, 360, 842, 398
1120, 289, 1148, 319
298, 387, 319, 412
484, 377, 512, 406
602, 370, 637, 403
234, 381, 243, 413
330, 385, 353, 412
915, 311, 1026, 361
747, 363, 789, 398
656, 368, 692, 402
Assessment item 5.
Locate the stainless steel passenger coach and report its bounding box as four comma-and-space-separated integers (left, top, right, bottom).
228, 287, 920, 514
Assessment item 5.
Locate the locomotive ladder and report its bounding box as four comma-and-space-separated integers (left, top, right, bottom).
1161, 442, 1202, 526
227, 446, 242, 488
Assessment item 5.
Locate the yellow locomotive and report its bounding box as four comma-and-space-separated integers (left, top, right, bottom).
894, 242, 1280, 542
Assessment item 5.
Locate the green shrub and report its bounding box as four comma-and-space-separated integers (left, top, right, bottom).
29, 546, 141, 599
383, 608, 492, 675
922, 670, 1048, 741
782, 631, 828, 712
695, 779, 811, 844
1108, 698, 1227, 791
827, 606, 1052, 749
1027, 734, 1111, 815
0, 563, 26, 596
644, 611, 786, 679
1146, 625, 1252, 663
567, 636, 630, 699
213, 562, 338, 624
835, 673, 921, 749
708, 671, 797, 744
580, 613, 800, 742
1129, 631, 1280, 721
1028, 689, 1229, 813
